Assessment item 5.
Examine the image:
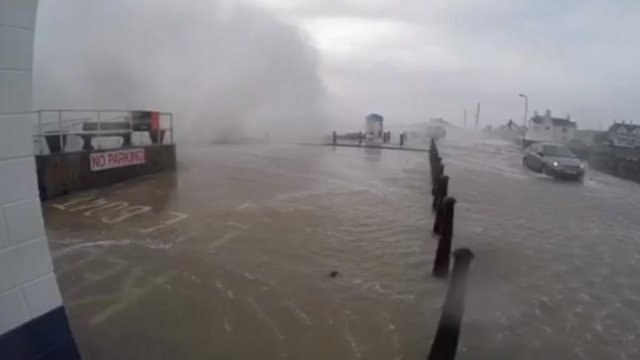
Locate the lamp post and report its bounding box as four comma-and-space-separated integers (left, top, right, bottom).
519, 94, 528, 146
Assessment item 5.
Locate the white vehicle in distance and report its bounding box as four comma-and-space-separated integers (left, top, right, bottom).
523, 143, 585, 181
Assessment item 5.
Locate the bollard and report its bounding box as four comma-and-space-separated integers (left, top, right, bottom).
431, 150, 439, 172
432, 162, 444, 193
400, 133, 405, 146
427, 248, 475, 360
432, 175, 449, 217
358, 131, 362, 145
430, 157, 438, 189
429, 138, 436, 155
432, 197, 456, 278
332, 131, 337, 145
429, 150, 438, 186
433, 200, 444, 234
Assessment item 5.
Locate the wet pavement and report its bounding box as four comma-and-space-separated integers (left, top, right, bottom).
44, 134, 640, 359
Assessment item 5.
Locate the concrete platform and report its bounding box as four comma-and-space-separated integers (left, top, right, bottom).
36, 144, 176, 200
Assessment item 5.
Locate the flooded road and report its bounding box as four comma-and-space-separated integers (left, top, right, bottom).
44, 136, 640, 360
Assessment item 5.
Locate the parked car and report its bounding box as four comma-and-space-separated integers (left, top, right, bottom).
523, 143, 585, 180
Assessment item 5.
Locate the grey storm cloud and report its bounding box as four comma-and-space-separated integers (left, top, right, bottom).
33, 0, 640, 133
256, 0, 640, 129
33, 0, 328, 142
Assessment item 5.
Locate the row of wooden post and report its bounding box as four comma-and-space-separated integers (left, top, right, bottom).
427, 138, 474, 360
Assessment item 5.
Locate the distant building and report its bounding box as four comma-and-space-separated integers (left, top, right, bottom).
607, 122, 640, 148
526, 110, 577, 144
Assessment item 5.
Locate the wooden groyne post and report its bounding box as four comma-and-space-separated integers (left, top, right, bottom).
432, 197, 456, 278
427, 248, 475, 360
432, 176, 449, 232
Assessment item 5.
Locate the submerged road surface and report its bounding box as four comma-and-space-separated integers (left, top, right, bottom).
45, 136, 640, 360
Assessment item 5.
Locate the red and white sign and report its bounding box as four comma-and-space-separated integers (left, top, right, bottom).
90, 148, 145, 172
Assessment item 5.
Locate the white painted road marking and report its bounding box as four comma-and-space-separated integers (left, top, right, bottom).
140, 211, 189, 233
49, 196, 189, 234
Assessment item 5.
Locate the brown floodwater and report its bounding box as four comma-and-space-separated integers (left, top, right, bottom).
45, 137, 640, 360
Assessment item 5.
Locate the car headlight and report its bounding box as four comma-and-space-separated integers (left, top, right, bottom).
553, 161, 559, 167
579, 163, 585, 169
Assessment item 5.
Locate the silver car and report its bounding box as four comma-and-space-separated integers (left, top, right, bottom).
523, 143, 585, 180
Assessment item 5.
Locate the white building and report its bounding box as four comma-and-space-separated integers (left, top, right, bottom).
526, 110, 577, 144
607, 123, 640, 148
1, 1, 81, 358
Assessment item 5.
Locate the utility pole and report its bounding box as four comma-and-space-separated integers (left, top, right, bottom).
463, 109, 467, 128
519, 94, 528, 145
474, 103, 480, 130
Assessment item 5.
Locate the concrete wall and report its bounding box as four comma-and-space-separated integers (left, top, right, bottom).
37, 145, 177, 200
0, 1, 80, 358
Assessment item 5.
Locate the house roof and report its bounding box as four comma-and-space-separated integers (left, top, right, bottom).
531, 115, 543, 124
530, 115, 576, 127
610, 123, 640, 133
550, 117, 576, 127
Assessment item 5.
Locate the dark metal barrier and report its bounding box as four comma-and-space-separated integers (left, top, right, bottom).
36, 144, 176, 200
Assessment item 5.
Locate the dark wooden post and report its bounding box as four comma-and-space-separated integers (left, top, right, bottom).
332, 131, 337, 145
429, 144, 438, 185
123, 133, 132, 147
81, 135, 93, 151
431, 151, 439, 170
432, 176, 450, 227
432, 175, 449, 213
358, 131, 362, 145
432, 197, 456, 278
46, 134, 68, 153
432, 162, 444, 194
427, 248, 475, 360
433, 200, 444, 235
400, 133, 404, 146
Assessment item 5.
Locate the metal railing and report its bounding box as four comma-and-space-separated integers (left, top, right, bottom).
34, 109, 174, 154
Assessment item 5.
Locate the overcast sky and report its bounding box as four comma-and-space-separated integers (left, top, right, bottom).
247, 0, 640, 129
34, 0, 640, 132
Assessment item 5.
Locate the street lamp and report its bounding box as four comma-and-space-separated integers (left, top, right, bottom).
519, 94, 528, 146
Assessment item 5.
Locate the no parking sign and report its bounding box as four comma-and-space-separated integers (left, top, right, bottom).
90, 148, 145, 171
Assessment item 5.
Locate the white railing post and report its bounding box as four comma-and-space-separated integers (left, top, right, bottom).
97, 111, 101, 150
170, 113, 174, 144
37, 110, 42, 154
58, 111, 63, 153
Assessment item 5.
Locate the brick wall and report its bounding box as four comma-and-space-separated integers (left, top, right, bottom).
0, 0, 64, 336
